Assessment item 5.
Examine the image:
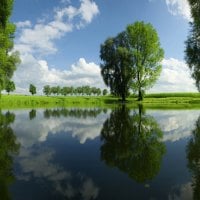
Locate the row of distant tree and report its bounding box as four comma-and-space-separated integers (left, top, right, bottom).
28, 84, 109, 96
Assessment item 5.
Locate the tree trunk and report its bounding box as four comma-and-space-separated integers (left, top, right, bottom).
138, 88, 143, 101
122, 92, 126, 103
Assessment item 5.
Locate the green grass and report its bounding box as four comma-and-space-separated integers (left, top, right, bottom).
1, 93, 200, 109
144, 92, 200, 98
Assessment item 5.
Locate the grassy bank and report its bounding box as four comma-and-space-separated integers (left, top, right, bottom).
0, 93, 200, 109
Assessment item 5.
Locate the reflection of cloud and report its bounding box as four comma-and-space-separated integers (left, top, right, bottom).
17, 145, 99, 199
168, 182, 193, 200
80, 178, 99, 200
18, 147, 71, 181
148, 110, 200, 142
12, 109, 108, 147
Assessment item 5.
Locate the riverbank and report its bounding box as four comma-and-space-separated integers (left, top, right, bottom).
0, 93, 200, 109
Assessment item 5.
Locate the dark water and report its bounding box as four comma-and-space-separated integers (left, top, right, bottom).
1, 106, 200, 200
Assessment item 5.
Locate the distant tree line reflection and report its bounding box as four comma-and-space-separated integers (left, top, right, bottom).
43, 108, 105, 119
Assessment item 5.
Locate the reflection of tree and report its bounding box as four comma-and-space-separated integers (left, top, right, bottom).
100, 105, 165, 183
43, 108, 104, 119
29, 109, 36, 120
187, 116, 200, 199
0, 111, 20, 200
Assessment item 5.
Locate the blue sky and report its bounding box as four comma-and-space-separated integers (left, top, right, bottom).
11, 0, 197, 94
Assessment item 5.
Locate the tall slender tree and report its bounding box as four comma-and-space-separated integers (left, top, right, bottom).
0, 0, 20, 94
127, 22, 164, 101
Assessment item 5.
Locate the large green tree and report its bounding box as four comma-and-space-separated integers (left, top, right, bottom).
100, 32, 134, 102
0, 0, 20, 94
127, 22, 164, 101
185, 0, 200, 91
100, 21, 164, 101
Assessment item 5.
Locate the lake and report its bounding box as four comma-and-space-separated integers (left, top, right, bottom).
1, 106, 200, 200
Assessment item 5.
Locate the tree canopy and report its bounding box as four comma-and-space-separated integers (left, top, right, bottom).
185, 0, 200, 91
0, 0, 20, 94
127, 22, 164, 100
5, 80, 15, 94
29, 84, 36, 95
100, 21, 164, 101
100, 32, 134, 102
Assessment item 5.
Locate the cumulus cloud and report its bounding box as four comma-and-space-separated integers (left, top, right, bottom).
165, 0, 191, 21
150, 58, 197, 93
13, 0, 101, 93
15, 0, 99, 55
15, 20, 32, 28
13, 55, 104, 94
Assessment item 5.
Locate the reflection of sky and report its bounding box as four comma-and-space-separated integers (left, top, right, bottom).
8, 109, 200, 199
17, 146, 99, 200
10, 109, 104, 199
11, 109, 109, 147
10, 109, 200, 148
168, 182, 193, 200
147, 110, 200, 142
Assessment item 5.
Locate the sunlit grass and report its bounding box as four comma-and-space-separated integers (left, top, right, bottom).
0, 93, 200, 109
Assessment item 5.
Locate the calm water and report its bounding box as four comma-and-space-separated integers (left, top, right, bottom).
1, 107, 200, 200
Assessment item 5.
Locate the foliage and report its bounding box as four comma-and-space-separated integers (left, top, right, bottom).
100, 31, 134, 102
100, 21, 164, 101
127, 21, 164, 101
43, 85, 51, 96
100, 105, 165, 183
29, 84, 36, 95
5, 80, 15, 94
103, 89, 108, 96
185, 0, 200, 91
0, 0, 20, 94
43, 85, 103, 97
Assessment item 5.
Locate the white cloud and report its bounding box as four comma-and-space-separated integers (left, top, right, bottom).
15, 0, 99, 55
165, 0, 191, 21
15, 20, 32, 28
150, 58, 197, 93
79, 0, 99, 23
13, 55, 104, 94
13, 0, 100, 93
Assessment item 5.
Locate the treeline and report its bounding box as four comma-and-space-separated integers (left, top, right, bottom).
42, 85, 108, 96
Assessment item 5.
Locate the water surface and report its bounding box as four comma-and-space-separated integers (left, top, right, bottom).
1, 107, 200, 199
